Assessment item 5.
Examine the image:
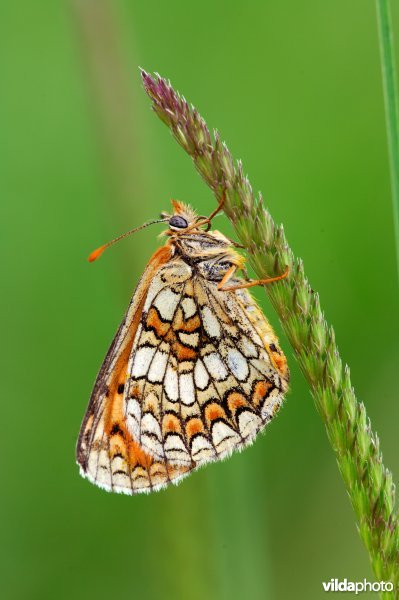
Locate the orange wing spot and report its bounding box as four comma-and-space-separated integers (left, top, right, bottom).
106, 415, 154, 470
110, 439, 126, 459
173, 342, 197, 361
144, 400, 157, 413
179, 315, 201, 331
130, 384, 140, 399
252, 380, 273, 407
162, 413, 181, 434
272, 353, 288, 376
186, 418, 204, 439
150, 463, 168, 479
227, 392, 247, 413
146, 307, 171, 336
128, 438, 153, 469
184, 280, 194, 296
168, 464, 192, 477
205, 403, 226, 423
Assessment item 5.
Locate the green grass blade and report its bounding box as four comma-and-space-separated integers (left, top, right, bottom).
376, 0, 399, 283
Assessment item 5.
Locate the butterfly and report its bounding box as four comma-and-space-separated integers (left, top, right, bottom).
77, 196, 289, 494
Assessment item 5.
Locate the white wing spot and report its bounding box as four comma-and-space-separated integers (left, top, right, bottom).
164, 364, 178, 401
126, 398, 141, 439
164, 435, 191, 464
97, 450, 112, 486
194, 359, 209, 390
191, 435, 216, 462
180, 373, 195, 405
112, 457, 130, 490
88, 452, 99, 477
148, 350, 168, 383
238, 336, 258, 358
238, 411, 262, 439
153, 288, 180, 321
141, 435, 164, 460
181, 297, 196, 319
261, 389, 282, 420
203, 352, 228, 381
201, 305, 221, 339
227, 349, 249, 381
141, 412, 162, 440
179, 332, 199, 347
250, 358, 272, 377
132, 347, 156, 378
212, 422, 240, 451
142, 278, 164, 312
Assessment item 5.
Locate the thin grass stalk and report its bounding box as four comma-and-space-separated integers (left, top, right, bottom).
141, 70, 399, 594
375, 0, 399, 282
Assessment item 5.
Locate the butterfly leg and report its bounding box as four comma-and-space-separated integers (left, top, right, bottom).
186, 191, 227, 233
218, 265, 289, 291
207, 190, 226, 222
226, 237, 245, 249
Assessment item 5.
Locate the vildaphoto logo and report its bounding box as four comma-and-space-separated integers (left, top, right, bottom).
322, 579, 394, 594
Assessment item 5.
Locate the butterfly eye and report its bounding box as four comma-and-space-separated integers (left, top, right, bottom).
169, 215, 188, 229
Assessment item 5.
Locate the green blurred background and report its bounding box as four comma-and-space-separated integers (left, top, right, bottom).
2, 1, 399, 598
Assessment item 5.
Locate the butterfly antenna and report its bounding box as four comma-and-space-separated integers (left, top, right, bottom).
88, 219, 168, 262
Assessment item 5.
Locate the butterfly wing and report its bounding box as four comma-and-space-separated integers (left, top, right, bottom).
78, 250, 289, 495
77, 246, 193, 494
125, 261, 289, 473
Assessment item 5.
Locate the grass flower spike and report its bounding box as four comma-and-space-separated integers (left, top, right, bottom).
141, 70, 399, 591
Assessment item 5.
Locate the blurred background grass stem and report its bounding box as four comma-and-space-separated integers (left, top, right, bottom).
375, 0, 399, 283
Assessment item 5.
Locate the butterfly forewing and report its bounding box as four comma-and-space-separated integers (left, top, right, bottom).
77, 246, 193, 494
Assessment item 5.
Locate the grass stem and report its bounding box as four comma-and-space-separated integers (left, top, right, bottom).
375, 0, 399, 283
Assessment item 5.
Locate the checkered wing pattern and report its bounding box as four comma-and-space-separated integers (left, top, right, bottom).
77, 255, 288, 495
126, 259, 289, 477
77, 248, 192, 494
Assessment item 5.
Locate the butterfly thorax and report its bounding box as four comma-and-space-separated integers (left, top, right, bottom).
168, 229, 244, 283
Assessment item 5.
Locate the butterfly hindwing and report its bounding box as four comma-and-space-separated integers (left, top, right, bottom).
125, 258, 289, 473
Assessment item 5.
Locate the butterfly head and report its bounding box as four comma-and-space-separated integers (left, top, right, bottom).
160, 200, 205, 234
